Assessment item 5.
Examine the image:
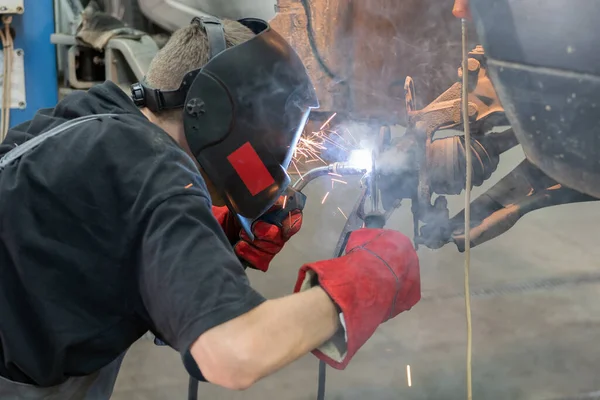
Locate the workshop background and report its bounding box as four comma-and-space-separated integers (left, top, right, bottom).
3, 0, 600, 399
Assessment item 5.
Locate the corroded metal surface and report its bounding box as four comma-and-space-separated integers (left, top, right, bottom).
272, 0, 469, 124
271, 0, 352, 114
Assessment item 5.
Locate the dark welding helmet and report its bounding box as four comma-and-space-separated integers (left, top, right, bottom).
131, 17, 319, 223
471, 0, 600, 198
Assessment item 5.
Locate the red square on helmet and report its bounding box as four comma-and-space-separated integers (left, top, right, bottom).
227, 142, 275, 196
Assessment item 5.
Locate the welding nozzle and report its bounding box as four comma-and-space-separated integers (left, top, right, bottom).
292, 162, 368, 191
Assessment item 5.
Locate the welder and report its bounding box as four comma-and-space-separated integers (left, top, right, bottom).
0, 16, 421, 399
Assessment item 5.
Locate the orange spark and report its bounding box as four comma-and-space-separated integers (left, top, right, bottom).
282, 195, 288, 209
291, 159, 304, 180
293, 113, 337, 166
319, 112, 337, 131
291, 112, 361, 175
321, 191, 330, 204
337, 207, 347, 219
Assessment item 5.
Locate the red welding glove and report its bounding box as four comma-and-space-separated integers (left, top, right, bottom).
294, 228, 421, 369
211, 200, 303, 272
234, 198, 303, 272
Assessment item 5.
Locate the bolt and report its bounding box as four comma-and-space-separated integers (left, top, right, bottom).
15, 50, 22, 57
433, 195, 448, 210
467, 58, 480, 72
16, 6, 23, 13
468, 103, 477, 117
18, 101, 25, 109
186, 98, 206, 117
0, 7, 7, 11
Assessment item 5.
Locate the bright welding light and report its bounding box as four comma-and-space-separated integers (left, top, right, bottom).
347, 149, 372, 171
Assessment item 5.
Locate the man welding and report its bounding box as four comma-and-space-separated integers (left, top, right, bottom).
0, 15, 421, 400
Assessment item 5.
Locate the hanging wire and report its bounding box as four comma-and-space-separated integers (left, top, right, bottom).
461, 17, 474, 400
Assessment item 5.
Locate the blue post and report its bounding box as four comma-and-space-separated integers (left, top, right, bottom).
8, 0, 59, 127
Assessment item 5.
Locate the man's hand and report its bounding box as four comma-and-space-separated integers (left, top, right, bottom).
453, 0, 471, 19
234, 198, 303, 272
294, 228, 421, 369
211, 196, 303, 272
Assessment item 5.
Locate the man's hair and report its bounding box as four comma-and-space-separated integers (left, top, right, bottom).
144, 19, 255, 120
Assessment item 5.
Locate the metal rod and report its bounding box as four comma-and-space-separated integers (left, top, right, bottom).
370, 150, 379, 213
461, 17, 474, 400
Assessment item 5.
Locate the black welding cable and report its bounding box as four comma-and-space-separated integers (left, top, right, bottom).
317, 360, 327, 400
188, 377, 199, 400
300, 0, 347, 83
182, 349, 206, 400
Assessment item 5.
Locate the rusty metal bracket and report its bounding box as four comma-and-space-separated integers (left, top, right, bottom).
401, 45, 506, 246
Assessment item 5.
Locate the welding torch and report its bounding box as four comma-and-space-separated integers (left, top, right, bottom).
292, 161, 368, 191
257, 161, 369, 230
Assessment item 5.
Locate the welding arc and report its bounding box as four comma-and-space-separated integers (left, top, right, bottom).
461, 18, 474, 400
300, 0, 347, 83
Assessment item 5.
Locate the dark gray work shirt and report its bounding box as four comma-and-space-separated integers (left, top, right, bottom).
0, 81, 265, 387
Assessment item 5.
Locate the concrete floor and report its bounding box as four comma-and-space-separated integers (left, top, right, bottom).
112, 145, 600, 400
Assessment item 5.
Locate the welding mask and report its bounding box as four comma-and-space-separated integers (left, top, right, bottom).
131, 17, 319, 223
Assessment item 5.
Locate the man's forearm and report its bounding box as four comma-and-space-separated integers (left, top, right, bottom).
191, 286, 339, 390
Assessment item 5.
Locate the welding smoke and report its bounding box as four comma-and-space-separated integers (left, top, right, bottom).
377, 143, 413, 175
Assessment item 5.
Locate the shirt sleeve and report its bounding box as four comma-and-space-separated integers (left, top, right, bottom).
137, 191, 266, 353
